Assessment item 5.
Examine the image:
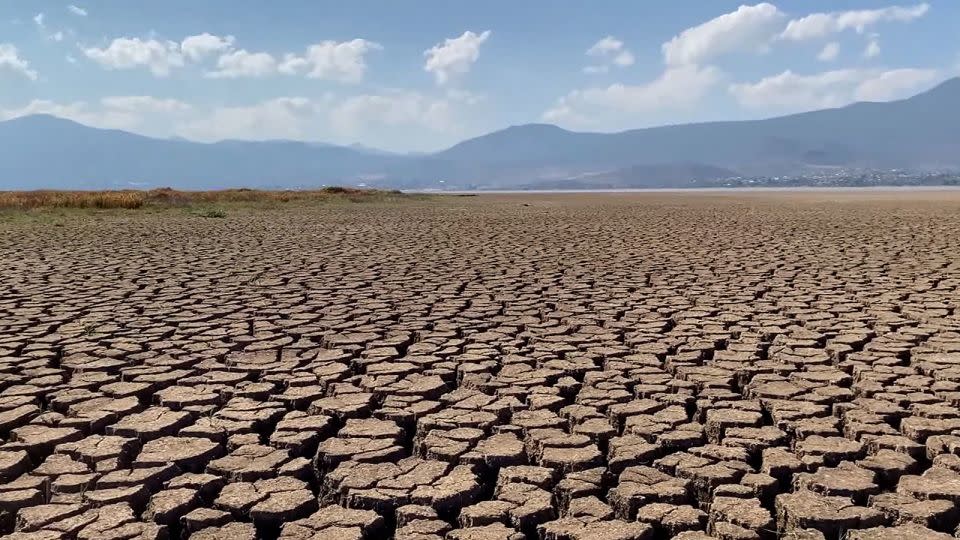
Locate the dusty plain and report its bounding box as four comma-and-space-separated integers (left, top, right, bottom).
2, 190, 960, 540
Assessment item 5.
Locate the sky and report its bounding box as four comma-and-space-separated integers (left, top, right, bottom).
0, 1, 957, 152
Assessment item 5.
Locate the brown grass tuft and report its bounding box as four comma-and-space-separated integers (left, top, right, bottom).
0, 190, 145, 209
0, 187, 405, 211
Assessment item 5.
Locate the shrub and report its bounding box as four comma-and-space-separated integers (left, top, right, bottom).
0, 186, 399, 211
0, 190, 144, 209
197, 207, 227, 218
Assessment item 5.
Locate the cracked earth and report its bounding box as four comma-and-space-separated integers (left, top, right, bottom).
2, 191, 960, 540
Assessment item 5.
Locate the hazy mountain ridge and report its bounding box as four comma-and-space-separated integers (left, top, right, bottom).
2, 78, 959, 190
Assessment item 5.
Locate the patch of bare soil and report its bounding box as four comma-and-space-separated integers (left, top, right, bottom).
1, 191, 960, 539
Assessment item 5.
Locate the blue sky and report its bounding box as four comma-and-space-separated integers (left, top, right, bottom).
1, 1, 956, 151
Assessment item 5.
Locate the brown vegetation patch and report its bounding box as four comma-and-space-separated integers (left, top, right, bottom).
0, 186, 406, 211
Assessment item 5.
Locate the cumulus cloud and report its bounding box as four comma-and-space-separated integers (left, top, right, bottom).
730, 69, 865, 109
330, 92, 453, 136
83, 34, 377, 82
206, 49, 277, 79
780, 3, 929, 41
0, 100, 121, 126
662, 3, 784, 66
176, 97, 320, 141
181, 33, 235, 62
174, 91, 467, 148
543, 64, 721, 129
817, 42, 840, 62
424, 30, 491, 85
278, 39, 381, 83
68, 4, 87, 16
0, 96, 192, 135
3, 90, 479, 152
729, 67, 940, 111
864, 37, 881, 58
33, 13, 45, 28
854, 68, 939, 101
0, 43, 39, 80
584, 36, 635, 74
99, 96, 192, 113
549, 4, 786, 129
83, 37, 185, 77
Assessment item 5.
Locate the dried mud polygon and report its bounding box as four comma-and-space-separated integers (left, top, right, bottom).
2, 192, 960, 539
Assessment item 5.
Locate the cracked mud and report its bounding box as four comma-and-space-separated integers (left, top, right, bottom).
2, 191, 960, 540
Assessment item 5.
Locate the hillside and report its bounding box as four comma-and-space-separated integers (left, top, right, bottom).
2, 78, 959, 190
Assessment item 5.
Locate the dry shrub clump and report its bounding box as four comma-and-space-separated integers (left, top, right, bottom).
146, 187, 399, 205
0, 186, 400, 211
0, 190, 145, 209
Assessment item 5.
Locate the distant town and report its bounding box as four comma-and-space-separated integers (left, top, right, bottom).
706, 169, 960, 189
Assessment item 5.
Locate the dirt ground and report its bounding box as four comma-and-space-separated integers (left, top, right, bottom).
2, 190, 960, 540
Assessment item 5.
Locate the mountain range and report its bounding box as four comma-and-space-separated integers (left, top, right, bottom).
2, 78, 960, 191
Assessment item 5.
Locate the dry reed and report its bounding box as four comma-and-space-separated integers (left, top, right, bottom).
0, 187, 400, 210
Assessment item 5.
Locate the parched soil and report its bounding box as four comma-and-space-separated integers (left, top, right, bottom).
2, 191, 960, 540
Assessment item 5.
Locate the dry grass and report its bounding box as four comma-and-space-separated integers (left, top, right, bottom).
0, 186, 406, 211
0, 190, 146, 209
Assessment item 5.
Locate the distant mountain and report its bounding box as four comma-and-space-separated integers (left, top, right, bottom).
2, 78, 959, 190
0, 115, 400, 190
435, 77, 960, 180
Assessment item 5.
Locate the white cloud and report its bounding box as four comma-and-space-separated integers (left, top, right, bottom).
662, 3, 784, 66
175, 92, 461, 145
424, 30, 491, 85
582, 66, 608, 75
68, 4, 87, 16
613, 51, 636, 67
205, 49, 277, 78
584, 36, 635, 73
330, 92, 454, 135
0, 43, 39, 80
84, 37, 184, 77
278, 39, 381, 83
559, 4, 783, 126
193, 38, 380, 81
84, 34, 377, 81
445, 89, 484, 106
730, 69, 865, 109
854, 68, 939, 101
3, 91, 478, 152
0, 96, 192, 135
729, 67, 940, 111
99, 96, 192, 113
780, 3, 929, 41
864, 37, 881, 58
277, 54, 307, 75
543, 64, 721, 129
0, 100, 122, 127
172, 90, 481, 150
181, 33, 235, 62
587, 36, 625, 57
176, 91, 474, 149
541, 103, 587, 127
33, 11, 69, 42
818, 42, 840, 62
176, 97, 320, 141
